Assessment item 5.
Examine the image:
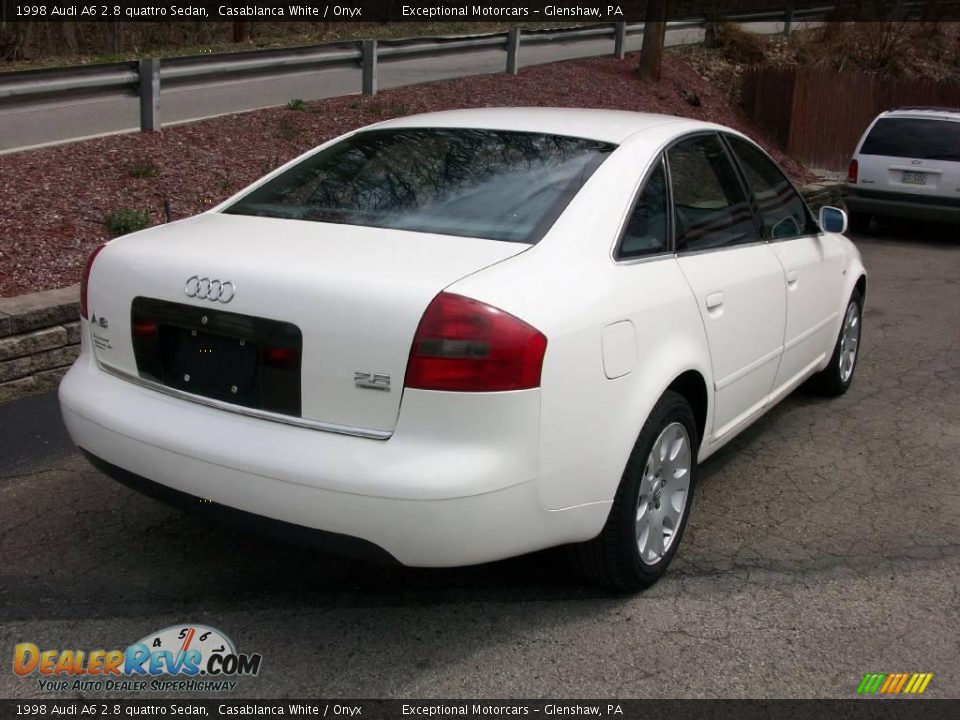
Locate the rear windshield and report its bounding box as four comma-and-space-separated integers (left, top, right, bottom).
860, 117, 960, 161
224, 128, 616, 243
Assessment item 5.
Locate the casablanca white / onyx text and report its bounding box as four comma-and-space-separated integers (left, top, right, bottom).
59, 109, 866, 589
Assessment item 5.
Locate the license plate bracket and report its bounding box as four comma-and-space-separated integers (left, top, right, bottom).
131, 297, 302, 417
162, 327, 260, 406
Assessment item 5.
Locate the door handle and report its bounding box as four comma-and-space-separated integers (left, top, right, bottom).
786, 270, 799, 286
705, 292, 724, 310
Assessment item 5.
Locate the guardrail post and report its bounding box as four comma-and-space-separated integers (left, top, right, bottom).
362, 40, 378, 96
506, 28, 521, 75
783, 4, 795, 35
614, 22, 627, 59
138, 59, 160, 132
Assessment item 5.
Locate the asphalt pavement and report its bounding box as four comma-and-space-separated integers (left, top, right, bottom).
0, 223, 957, 699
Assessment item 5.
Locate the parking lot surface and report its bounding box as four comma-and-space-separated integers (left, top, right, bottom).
1, 226, 958, 699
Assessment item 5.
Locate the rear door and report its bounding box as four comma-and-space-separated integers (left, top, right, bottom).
856, 115, 960, 201
669, 134, 787, 442
724, 134, 845, 395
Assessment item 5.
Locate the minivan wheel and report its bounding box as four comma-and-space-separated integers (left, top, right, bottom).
848, 212, 871, 234
806, 289, 863, 397
570, 391, 698, 591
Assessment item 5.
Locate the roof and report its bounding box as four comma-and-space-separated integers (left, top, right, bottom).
370, 108, 703, 144
883, 107, 960, 120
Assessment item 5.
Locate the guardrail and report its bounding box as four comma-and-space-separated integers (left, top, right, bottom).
0, 5, 833, 133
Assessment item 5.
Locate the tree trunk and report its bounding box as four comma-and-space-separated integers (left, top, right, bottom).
233, 20, 250, 43
61, 21, 78, 54
104, 22, 124, 55
637, 0, 669, 82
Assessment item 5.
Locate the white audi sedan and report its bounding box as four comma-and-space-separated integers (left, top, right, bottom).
60, 109, 866, 590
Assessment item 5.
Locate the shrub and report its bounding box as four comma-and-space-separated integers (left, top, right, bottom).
128, 158, 159, 178
105, 209, 150, 236
703, 21, 767, 65
286, 98, 307, 111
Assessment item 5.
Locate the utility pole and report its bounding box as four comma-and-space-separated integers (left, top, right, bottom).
637, 0, 670, 82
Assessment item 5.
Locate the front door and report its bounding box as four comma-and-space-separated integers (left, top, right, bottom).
724, 134, 845, 395
668, 134, 787, 442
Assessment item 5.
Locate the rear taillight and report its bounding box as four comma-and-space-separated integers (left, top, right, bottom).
847, 158, 859, 184
79, 244, 106, 320
405, 292, 547, 392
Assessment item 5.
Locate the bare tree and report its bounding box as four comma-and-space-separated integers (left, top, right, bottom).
233, 20, 250, 43
637, 0, 670, 81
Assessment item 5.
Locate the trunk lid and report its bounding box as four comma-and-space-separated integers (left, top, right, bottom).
87, 213, 528, 434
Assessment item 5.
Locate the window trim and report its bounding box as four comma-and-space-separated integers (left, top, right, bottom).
665, 131, 765, 256
612, 152, 675, 264
720, 132, 820, 242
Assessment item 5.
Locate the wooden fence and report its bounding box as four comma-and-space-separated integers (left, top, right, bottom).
742, 67, 960, 170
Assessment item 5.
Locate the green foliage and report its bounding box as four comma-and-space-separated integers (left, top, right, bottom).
128, 158, 159, 178
105, 209, 150, 236
286, 98, 307, 112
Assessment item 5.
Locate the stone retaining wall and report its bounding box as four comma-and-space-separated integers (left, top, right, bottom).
0, 285, 80, 403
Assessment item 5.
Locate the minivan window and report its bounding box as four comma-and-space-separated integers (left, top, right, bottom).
224, 128, 616, 244
860, 117, 960, 161
667, 134, 760, 252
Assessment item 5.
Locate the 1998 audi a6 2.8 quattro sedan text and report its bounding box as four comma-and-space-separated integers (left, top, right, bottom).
59, 109, 866, 590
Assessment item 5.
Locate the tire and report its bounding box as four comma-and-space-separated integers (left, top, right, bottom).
570, 390, 698, 592
848, 212, 871, 235
806, 289, 863, 397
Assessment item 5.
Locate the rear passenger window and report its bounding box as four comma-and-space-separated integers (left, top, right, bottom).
618, 159, 669, 259
667, 134, 759, 252
727, 136, 817, 240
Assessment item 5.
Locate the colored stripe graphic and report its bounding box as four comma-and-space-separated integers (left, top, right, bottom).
858, 673, 933, 695
894, 674, 909, 693
879, 674, 897, 693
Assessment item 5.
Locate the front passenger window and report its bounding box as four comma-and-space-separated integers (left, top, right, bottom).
618, 160, 669, 259
667, 134, 759, 252
727, 136, 817, 240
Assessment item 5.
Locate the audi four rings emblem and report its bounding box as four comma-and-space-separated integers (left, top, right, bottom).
185, 276, 236, 303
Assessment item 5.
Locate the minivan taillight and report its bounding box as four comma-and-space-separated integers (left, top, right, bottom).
79, 244, 106, 320
847, 158, 859, 184
405, 292, 547, 392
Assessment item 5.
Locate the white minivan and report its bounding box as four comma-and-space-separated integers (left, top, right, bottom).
846, 107, 960, 233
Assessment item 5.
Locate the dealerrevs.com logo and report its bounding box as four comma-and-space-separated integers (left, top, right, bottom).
13, 624, 262, 693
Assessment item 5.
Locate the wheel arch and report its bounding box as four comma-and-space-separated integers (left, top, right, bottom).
665, 369, 709, 451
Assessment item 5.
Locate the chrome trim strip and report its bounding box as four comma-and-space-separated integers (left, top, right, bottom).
97, 362, 392, 441
676, 239, 769, 259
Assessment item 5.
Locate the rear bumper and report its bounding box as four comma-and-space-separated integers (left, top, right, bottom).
80, 449, 399, 564
846, 187, 960, 224
59, 340, 609, 566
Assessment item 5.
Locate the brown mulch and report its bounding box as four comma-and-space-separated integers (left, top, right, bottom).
0, 52, 813, 298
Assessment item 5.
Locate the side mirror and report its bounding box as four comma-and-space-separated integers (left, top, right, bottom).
819, 206, 848, 234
